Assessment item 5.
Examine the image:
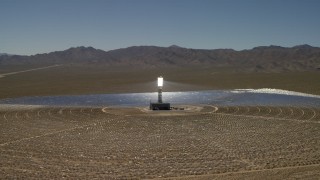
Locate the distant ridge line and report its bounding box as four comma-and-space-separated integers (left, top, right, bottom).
1, 44, 320, 72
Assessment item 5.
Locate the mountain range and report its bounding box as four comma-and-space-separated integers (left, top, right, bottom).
1, 45, 320, 72
0, 53, 13, 56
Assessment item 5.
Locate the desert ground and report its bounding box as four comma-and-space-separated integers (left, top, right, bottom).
0, 64, 320, 99
0, 105, 319, 179
0, 65, 320, 179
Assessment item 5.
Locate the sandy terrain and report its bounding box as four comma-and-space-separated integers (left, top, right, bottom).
1, 65, 320, 99
0, 104, 319, 179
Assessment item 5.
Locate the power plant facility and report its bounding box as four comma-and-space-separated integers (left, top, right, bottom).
150, 76, 171, 110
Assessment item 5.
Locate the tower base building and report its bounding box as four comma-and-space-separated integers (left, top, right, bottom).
150, 102, 171, 110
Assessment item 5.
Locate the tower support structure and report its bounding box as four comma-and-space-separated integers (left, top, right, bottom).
158, 87, 163, 103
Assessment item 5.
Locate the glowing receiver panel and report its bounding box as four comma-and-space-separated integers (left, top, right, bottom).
158, 77, 163, 87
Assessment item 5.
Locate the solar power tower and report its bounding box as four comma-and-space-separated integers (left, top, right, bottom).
150, 76, 171, 110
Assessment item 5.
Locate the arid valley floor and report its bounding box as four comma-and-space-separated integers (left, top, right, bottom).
0, 65, 320, 179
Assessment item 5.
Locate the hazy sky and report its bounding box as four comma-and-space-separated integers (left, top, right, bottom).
1, 0, 320, 55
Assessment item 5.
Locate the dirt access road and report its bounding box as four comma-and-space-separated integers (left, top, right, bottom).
0, 64, 61, 78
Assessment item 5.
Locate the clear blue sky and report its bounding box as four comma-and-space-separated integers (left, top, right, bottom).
1, 0, 320, 55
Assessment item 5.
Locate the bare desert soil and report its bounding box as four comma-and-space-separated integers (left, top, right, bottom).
1, 65, 319, 178
0, 65, 320, 99
0, 105, 319, 179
